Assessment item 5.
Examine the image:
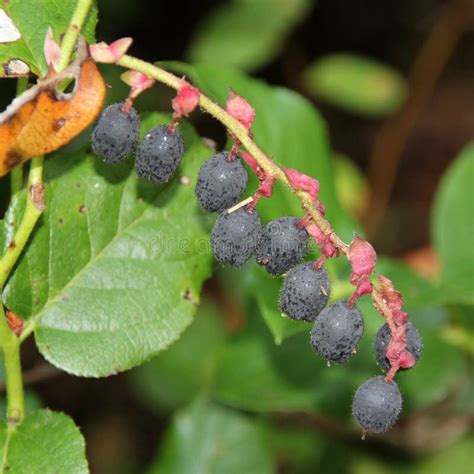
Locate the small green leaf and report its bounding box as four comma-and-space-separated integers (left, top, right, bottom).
303, 53, 407, 117
0, 0, 97, 77
147, 399, 274, 474
0, 409, 88, 473
433, 142, 474, 301
187, 0, 311, 71
3, 115, 214, 377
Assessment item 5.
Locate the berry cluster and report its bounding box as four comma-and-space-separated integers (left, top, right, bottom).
198, 164, 423, 435
90, 78, 423, 437
91, 102, 184, 184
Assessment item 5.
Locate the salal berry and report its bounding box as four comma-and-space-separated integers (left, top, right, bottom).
279, 262, 330, 322
195, 152, 248, 212
135, 125, 184, 183
310, 300, 363, 363
255, 217, 309, 275
91, 102, 140, 164
211, 207, 262, 267
375, 322, 422, 373
352, 376, 402, 433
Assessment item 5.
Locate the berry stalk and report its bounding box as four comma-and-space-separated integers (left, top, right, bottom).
114, 53, 409, 379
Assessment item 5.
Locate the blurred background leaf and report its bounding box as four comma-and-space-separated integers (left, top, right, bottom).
187, 0, 312, 71
147, 399, 274, 474
303, 53, 407, 117
432, 142, 474, 303
0, 0, 472, 472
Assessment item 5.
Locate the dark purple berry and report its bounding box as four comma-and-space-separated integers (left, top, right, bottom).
255, 217, 309, 275
211, 207, 262, 267
352, 376, 402, 433
310, 300, 364, 363
91, 103, 140, 164
195, 152, 248, 212
135, 125, 184, 183
374, 322, 422, 373
279, 262, 330, 322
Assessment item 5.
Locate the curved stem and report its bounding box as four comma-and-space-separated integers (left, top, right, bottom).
117, 55, 348, 253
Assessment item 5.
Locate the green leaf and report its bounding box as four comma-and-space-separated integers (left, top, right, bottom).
187, 0, 311, 71
0, 0, 97, 77
147, 399, 274, 474
432, 142, 474, 302
303, 53, 407, 117
3, 114, 214, 377
130, 300, 225, 412
0, 409, 88, 473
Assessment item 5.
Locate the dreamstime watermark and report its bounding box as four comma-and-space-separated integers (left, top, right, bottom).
144, 220, 306, 259
146, 233, 212, 257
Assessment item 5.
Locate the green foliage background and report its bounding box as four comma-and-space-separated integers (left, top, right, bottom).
0, 0, 472, 473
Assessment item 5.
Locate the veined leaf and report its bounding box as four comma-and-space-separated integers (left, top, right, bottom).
3, 114, 214, 377
0, 409, 88, 473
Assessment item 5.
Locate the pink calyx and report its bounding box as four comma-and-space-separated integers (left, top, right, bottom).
347, 236, 377, 305
284, 168, 320, 203
240, 151, 276, 210
44, 27, 61, 72
172, 84, 200, 117
120, 70, 155, 113
226, 89, 255, 129
90, 38, 133, 63
306, 222, 339, 263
